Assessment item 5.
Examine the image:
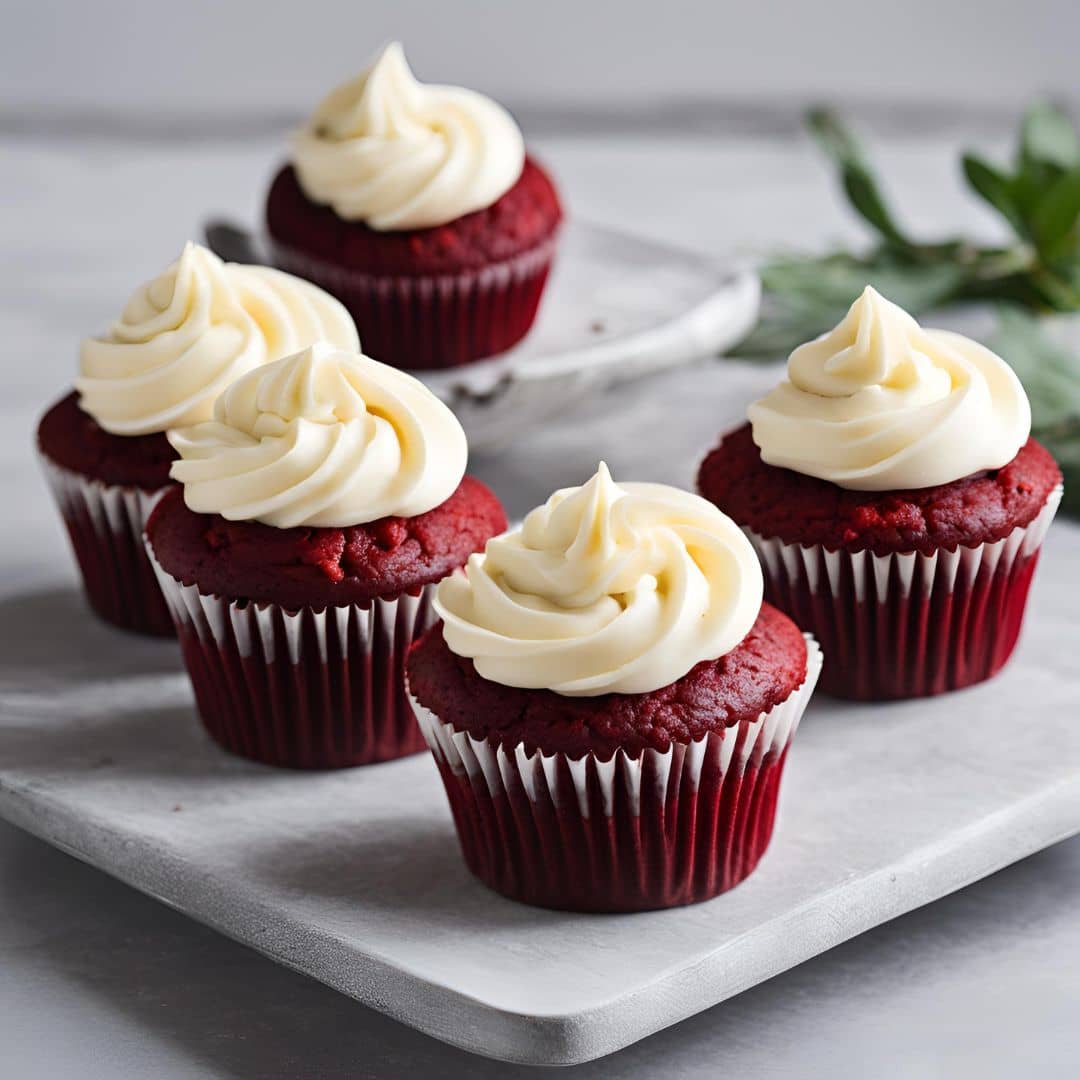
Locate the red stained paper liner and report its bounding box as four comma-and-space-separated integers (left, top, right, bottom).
746, 486, 1062, 701
269, 235, 558, 371
39, 455, 174, 637
147, 545, 437, 769
410, 638, 822, 913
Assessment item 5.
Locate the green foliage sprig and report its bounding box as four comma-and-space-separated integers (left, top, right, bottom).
740, 103, 1080, 358
738, 103, 1080, 514
989, 307, 1080, 515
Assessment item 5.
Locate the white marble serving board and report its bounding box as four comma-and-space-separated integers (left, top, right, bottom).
0, 523, 1077, 1066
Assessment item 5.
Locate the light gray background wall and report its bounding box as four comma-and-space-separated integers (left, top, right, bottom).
4, 0, 1078, 122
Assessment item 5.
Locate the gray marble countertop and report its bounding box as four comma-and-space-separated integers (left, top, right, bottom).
2, 128, 1077, 1078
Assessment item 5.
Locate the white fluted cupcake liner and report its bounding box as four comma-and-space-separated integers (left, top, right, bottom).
147, 543, 437, 768
39, 454, 173, 636
410, 637, 821, 912
745, 486, 1061, 699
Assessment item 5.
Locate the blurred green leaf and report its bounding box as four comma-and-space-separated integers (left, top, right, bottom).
807, 108, 916, 251
962, 154, 1027, 236
1020, 103, 1080, 172
806, 107, 869, 170
1011, 164, 1051, 222
990, 306, 1080, 515
1060, 257, 1080, 297
739, 103, 1080, 376
738, 254, 967, 358
1029, 264, 1080, 311
1031, 166, 1080, 260
991, 307, 1080, 424
840, 170, 914, 251
735, 313, 823, 360
766, 254, 966, 313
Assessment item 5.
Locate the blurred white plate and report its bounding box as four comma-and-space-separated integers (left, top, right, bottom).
205, 219, 760, 450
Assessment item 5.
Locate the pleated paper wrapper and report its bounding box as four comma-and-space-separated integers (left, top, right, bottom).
745, 486, 1061, 700
412, 638, 822, 913
269, 236, 557, 371
148, 545, 437, 769
40, 455, 173, 636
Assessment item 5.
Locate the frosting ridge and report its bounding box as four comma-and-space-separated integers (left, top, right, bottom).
435, 464, 763, 697
168, 342, 467, 528
292, 42, 525, 230
748, 286, 1031, 490
77, 243, 358, 436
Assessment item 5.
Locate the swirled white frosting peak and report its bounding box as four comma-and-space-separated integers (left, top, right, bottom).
168, 342, 466, 528
76, 243, 358, 436
747, 286, 1031, 490
435, 464, 763, 697
227, 263, 359, 366
292, 41, 525, 230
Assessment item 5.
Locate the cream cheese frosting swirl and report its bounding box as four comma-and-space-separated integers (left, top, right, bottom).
292, 41, 525, 230
435, 464, 762, 697
747, 286, 1031, 490
228, 263, 359, 367
168, 342, 467, 528
77, 243, 358, 436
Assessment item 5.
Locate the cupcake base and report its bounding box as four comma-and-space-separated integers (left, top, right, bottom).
148, 550, 435, 769
40, 456, 173, 637
747, 487, 1061, 700
411, 639, 821, 912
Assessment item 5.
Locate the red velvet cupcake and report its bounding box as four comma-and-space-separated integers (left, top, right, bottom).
407, 464, 821, 912
146, 342, 506, 769
265, 42, 563, 371
37, 242, 358, 636
698, 287, 1062, 700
